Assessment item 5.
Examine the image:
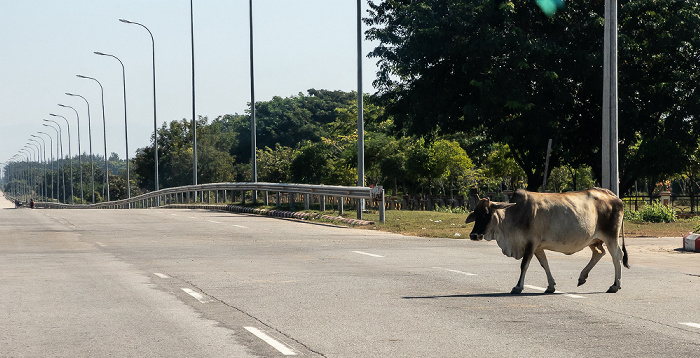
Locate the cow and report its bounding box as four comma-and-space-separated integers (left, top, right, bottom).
465, 188, 629, 294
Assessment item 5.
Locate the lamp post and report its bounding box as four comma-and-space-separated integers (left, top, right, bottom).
58, 103, 83, 203
28, 138, 46, 201
50, 113, 73, 204
37, 132, 54, 201
190, 0, 198, 186
77, 75, 110, 202
356, 0, 365, 218
249, 0, 257, 203
119, 18, 159, 194
66, 93, 95, 203
43, 120, 65, 203
95, 51, 130, 200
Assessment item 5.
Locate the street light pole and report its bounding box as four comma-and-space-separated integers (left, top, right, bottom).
119, 19, 159, 194
37, 132, 54, 201
50, 113, 73, 204
95, 51, 130, 201
43, 120, 65, 203
249, 0, 257, 203
356, 0, 365, 219
66, 93, 95, 203
190, 0, 198, 187
77, 75, 110, 202
58, 103, 83, 203
602, 0, 619, 196
28, 138, 46, 201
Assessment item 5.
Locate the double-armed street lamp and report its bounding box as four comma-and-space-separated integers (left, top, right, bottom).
94, 51, 130, 200
76, 74, 110, 201
49, 113, 73, 204
57, 103, 84, 203
119, 18, 159, 193
66, 92, 95, 204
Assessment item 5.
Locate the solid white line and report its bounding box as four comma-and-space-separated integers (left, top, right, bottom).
433, 267, 477, 276
154, 273, 169, 279
524, 285, 586, 299
352, 250, 384, 258
181, 288, 210, 303
244, 327, 297, 356
680, 322, 700, 329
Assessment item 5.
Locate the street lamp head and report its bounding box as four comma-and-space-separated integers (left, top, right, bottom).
119, 18, 133, 24
76, 74, 88, 79
94, 51, 107, 56
57, 104, 68, 108
66, 92, 75, 96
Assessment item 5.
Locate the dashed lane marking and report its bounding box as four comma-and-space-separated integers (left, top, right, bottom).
95, 242, 106, 248
680, 322, 700, 329
206, 219, 223, 224
524, 285, 586, 299
352, 251, 384, 258
433, 267, 477, 276
244, 327, 297, 356
232, 224, 248, 228
154, 273, 169, 279
181, 288, 211, 303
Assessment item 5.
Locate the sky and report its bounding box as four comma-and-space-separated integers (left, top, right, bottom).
0, 0, 380, 170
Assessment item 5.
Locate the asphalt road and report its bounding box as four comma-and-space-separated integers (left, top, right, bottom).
2, 194, 700, 357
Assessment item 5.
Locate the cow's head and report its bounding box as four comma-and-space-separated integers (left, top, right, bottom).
465, 198, 515, 241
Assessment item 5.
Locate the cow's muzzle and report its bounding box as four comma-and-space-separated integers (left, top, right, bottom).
469, 233, 484, 241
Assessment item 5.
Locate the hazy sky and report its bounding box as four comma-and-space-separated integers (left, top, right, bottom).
1, 0, 380, 167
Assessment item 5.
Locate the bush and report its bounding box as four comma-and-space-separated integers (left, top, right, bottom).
625, 200, 676, 223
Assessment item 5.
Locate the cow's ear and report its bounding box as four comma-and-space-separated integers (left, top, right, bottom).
465, 212, 476, 224
492, 202, 516, 210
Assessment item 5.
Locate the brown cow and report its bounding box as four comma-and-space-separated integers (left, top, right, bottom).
465, 188, 629, 294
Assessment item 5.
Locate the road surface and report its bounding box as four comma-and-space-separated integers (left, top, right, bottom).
1, 193, 699, 357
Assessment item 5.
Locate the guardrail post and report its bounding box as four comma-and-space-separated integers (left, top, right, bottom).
276, 192, 281, 207
264, 191, 269, 205
338, 196, 344, 216
304, 194, 310, 210
290, 192, 295, 211
320, 195, 326, 211
241, 190, 246, 205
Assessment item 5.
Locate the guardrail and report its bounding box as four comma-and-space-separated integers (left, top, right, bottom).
16, 182, 385, 223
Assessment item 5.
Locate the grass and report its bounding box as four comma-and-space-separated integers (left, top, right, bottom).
185, 200, 698, 239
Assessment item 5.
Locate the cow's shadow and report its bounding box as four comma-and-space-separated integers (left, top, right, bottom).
403, 292, 543, 299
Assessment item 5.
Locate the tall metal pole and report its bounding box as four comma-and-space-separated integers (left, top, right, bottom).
66, 93, 95, 203
58, 103, 83, 203
249, 0, 257, 202
43, 121, 65, 203
28, 139, 46, 201
356, 0, 365, 219
119, 19, 159, 194
191, 0, 198, 186
95, 51, 130, 200
77, 75, 110, 202
37, 132, 54, 201
602, 0, 619, 196
50, 113, 73, 204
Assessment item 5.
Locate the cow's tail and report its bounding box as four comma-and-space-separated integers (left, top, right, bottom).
621, 219, 629, 269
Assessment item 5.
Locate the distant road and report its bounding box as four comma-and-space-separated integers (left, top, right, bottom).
2, 194, 699, 357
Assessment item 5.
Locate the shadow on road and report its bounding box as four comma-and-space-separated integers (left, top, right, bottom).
403, 292, 543, 299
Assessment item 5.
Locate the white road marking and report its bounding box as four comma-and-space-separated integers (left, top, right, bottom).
154, 273, 169, 279
181, 288, 210, 303
524, 285, 586, 299
232, 224, 248, 228
244, 327, 297, 356
680, 322, 700, 329
352, 251, 384, 258
95, 242, 106, 247
170, 214, 178, 216
206, 220, 223, 224
433, 267, 477, 276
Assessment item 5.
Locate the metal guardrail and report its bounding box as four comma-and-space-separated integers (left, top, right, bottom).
16, 182, 385, 223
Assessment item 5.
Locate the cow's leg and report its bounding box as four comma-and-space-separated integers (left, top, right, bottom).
578, 242, 606, 287
606, 241, 623, 293
511, 242, 534, 294
534, 250, 556, 293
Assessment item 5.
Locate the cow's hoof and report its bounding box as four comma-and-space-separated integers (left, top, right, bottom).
510, 287, 523, 294
577, 278, 586, 287
606, 286, 619, 293
544, 286, 556, 294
